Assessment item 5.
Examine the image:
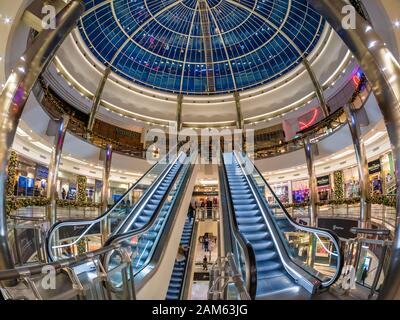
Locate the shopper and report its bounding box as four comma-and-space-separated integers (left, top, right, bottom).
361, 267, 368, 286
203, 234, 209, 252
176, 245, 188, 266
187, 203, 195, 223
61, 188, 67, 200
202, 255, 208, 271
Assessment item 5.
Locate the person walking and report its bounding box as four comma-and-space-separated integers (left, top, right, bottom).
202, 255, 208, 271
61, 188, 67, 200
188, 203, 195, 223
361, 267, 368, 286
203, 234, 209, 252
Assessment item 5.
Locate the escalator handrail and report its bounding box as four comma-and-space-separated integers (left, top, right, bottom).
46, 146, 184, 261
220, 152, 258, 299
103, 151, 195, 281
234, 151, 344, 288
112, 151, 186, 235
103, 151, 189, 253
179, 217, 197, 300
0, 154, 191, 284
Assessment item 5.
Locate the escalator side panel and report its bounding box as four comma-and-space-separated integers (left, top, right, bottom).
223, 153, 310, 299
135, 163, 199, 299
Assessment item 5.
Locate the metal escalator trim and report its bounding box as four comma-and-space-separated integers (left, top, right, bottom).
219, 152, 258, 299
117, 152, 186, 234
45, 146, 183, 261
103, 153, 197, 290
230, 152, 318, 294
178, 219, 196, 300
165, 216, 195, 300
131, 156, 197, 292
235, 151, 344, 288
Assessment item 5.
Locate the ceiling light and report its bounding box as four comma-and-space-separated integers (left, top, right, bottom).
16, 127, 29, 137
364, 131, 386, 145
330, 150, 354, 160
64, 156, 88, 165
31, 141, 53, 153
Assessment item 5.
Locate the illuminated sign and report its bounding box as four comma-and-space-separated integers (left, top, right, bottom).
298, 108, 320, 130
368, 159, 381, 175
317, 175, 330, 187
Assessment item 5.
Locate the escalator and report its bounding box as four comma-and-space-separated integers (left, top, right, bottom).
46, 147, 188, 262
220, 151, 343, 299
0, 147, 198, 300
165, 217, 194, 300
103, 149, 198, 297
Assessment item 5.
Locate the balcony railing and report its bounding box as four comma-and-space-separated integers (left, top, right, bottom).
254, 76, 371, 159
34, 77, 146, 159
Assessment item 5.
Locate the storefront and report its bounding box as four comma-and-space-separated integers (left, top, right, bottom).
292, 179, 309, 204
317, 175, 332, 202
380, 152, 395, 193
368, 159, 383, 194
15, 156, 43, 197
343, 166, 359, 198
110, 182, 130, 204
267, 182, 290, 204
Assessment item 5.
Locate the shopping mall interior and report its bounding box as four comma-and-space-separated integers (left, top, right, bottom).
0, 0, 400, 302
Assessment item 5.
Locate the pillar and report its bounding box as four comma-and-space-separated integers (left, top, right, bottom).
303, 59, 330, 117
47, 115, 70, 225
87, 67, 111, 132
304, 137, 317, 227
101, 144, 112, 243
176, 94, 183, 133
305, 0, 400, 300
0, 0, 84, 271
233, 92, 244, 130
344, 104, 371, 228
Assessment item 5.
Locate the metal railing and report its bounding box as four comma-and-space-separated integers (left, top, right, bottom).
254, 78, 371, 159
34, 78, 145, 159
0, 245, 136, 300
0, 149, 195, 300
235, 151, 344, 289
284, 203, 397, 236
208, 253, 251, 300
338, 228, 391, 299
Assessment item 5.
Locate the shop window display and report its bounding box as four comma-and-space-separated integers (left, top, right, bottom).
267, 183, 289, 204
368, 159, 383, 195
343, 167, 360, 198
292, 180, 309, 204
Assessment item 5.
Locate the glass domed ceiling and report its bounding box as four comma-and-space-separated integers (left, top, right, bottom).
78, 0, 325, 95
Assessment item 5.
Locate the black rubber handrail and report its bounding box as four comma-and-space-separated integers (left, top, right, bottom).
0, 153, 190, 284
102, 151, 195, 287
104, 153, 187, 248
220, 152, 257, 299
46, 145, 184, 261
235, 151, 344, 289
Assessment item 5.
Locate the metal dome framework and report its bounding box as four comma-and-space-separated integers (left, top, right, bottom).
78, 0, 325, 95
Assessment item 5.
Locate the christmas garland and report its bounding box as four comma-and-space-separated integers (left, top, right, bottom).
77, 175, 87, 203
6, 197, 101, 215
333, 171, 344, 200
283, 195, 396, 209
6, 151, 18, 197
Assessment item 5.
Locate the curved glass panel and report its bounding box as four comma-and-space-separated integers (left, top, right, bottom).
234, 151, 342, 287
47, 152, 179, 261
105, 152, 194, 287
78, 0, 325, 94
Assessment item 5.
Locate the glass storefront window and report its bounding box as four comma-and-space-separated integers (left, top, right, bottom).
268, 182, 289, 204
292, 180, 309, 204
343, 166, 359, 198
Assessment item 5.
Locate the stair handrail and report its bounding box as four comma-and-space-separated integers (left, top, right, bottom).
219, 152, 258, 298
46, 144, 186, 261
234, 151, 344, 289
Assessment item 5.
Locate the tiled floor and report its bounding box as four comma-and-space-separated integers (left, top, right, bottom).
190, 282, 209, 300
